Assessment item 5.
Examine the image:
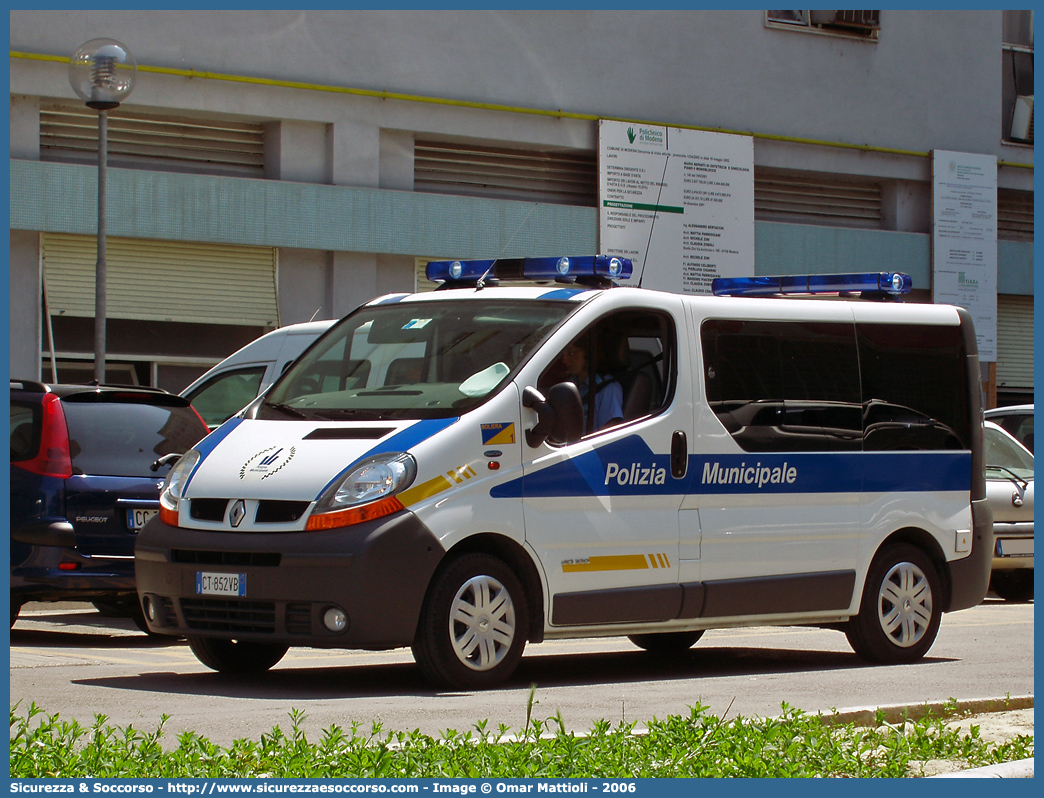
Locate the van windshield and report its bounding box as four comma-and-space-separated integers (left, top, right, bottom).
261, 300, 572, 420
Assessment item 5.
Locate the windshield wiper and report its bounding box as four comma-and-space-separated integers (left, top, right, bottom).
987, 464, 1030, 490
265, 402, 316, 420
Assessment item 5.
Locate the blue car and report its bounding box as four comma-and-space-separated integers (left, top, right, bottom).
10, 381, 210, 629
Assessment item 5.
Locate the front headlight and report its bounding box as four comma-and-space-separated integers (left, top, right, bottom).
159, 449, 200, 525
306, 452, 416, 530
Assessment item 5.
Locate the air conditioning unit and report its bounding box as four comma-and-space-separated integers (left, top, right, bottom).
810, 10, 881, 30
1010, 95, 1034, 143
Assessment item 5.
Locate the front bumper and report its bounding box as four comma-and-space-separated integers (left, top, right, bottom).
991, 522, 1033, 571
134, 510, 446, 648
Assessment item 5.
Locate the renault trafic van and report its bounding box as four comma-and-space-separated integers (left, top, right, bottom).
136, 257, 992, 688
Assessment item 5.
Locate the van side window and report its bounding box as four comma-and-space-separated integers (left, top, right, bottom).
541, 310, 675, 435
702, 320, 862, 452
702, 319, 971, 452
856, 323, 970, 451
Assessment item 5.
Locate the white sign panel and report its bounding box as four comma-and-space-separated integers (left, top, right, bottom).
931, 150, 998, 362
599, 120, 754, 294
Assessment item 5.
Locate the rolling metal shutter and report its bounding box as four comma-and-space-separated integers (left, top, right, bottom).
997, 295, 1034, 391
42, 233, 279, 327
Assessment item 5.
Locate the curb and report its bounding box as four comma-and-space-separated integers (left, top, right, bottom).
822, 695, 1034, 779
929, 758, 1034, 778
820, 694, 1034, 727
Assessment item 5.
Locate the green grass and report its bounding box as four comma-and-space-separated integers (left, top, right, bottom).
10, 697, 1033, 779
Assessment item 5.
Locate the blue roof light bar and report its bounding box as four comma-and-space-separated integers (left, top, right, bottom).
712, 272, 912, 298
426, 255, 633, 288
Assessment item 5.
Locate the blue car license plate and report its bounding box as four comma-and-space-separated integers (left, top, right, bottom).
126, 508, 158, 530
196, 572, 247, 597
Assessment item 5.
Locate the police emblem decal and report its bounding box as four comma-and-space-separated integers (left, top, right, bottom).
239, 445, 296, 480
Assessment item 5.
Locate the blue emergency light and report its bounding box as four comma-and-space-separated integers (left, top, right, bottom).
426, 255, 633, 288
711, 272, 912, 299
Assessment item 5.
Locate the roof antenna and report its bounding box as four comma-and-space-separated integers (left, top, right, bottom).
635, 147, 671, 289
476, 202, 540, 290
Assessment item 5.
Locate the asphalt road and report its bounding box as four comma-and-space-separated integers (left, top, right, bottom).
9, 598, 1033, 747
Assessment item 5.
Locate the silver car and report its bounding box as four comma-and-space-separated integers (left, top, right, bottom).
985, 404, 1034, 453
984, 420, 1034, 602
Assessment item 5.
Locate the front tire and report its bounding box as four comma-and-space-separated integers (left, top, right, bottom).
412, 553, 528, 689
628, 630, 704, 654
846, 543, 941, 664
187, 636, 288, 674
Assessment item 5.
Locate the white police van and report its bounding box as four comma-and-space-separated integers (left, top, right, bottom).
135, 256, 992, 688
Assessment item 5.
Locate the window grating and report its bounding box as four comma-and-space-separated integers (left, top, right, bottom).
998, 190, 1034, 241
415, 139, 597, 206
40, 103, 265, 177
755, 174, 882, 227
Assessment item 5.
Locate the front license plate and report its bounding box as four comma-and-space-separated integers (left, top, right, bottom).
997, 538, 1033, 557
196, 572, 247, 597
126, 508, 158, 531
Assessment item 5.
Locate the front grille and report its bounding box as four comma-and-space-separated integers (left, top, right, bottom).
171, 550, 280, 567
187, 498, 309, 525
190, 499, 228, 522
285, 602, 313, 635
256, 501, 310, 524
181, 598, 276, 633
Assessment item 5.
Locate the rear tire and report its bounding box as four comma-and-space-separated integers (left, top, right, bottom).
990, 569, 1033, 602
412, 553, 528, 689
846, 543, 941, 664
628, 630, 704, 654
187, 636, 288, 674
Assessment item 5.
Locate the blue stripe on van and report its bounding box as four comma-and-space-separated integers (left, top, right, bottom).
489, 435, 972, 498
182, 417, 242, 493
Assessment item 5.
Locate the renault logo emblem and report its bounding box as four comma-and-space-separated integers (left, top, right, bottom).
229, 499, 247, 528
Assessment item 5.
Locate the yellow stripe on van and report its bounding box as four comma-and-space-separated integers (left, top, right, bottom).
397, 474, 452, 507
561, 553, 673, 573
397, 464, 476, 507
562, 555, 650, 573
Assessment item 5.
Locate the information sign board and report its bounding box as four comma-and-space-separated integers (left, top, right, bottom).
598, 120, 754, 294
932, 150, 998, 362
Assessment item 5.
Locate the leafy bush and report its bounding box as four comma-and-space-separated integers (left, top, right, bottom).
10, 700, 1033, 779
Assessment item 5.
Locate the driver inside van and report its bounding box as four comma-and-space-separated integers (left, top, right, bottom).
557, 334, 624, 432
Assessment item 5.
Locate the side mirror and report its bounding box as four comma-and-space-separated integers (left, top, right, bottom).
522, 382, 584, 447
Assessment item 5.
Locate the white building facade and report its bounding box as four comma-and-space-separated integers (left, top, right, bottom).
9, 9, 1034, 404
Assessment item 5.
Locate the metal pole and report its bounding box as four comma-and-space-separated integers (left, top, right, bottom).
94, 109, 107, 384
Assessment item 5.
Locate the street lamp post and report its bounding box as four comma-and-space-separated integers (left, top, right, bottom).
68, 38, 136, 384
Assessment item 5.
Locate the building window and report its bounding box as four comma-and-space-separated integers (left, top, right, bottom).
1003, 10, 1034, 145
40, 103, 266, 177
766, 10, 880, 40
414, 139, 597, 206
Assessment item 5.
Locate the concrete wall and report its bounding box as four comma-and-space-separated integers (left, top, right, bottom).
10, 10, 1027, 165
